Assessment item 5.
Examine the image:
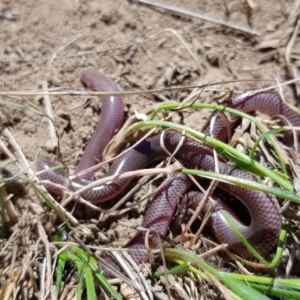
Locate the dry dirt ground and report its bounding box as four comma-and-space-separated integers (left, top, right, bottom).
1, 0, 300, 299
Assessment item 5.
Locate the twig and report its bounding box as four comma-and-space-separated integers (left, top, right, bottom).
48, 35, 83, 65
122, 251, 153, 300
3, 128, 32, 174
133, 0, 259, 36
99, 172, 157, 223
37, 221, 52, 299
245, 0, 257, 9
40, 81, 58, 152
285, 17, 300, 65
61, 162, 182, 207
0, 77, 299, 98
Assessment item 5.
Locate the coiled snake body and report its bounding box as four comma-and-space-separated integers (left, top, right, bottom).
37, 68, 300, 266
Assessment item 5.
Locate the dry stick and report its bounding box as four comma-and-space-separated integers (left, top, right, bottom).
285, 14, 300, 101
198, 243, 229, 259
245, 0, 257, 9
291, 67, 300, 98
204, 270, 234, 300
1, 76, 300, 100
36, 221, 52, 300
159, 28, 203, 73
2, 128, 32, 174
0, 138, 19, 167
108, 252, 139, 284
0, 227, 18, 256
48, 35, 83, 65
94, 254, 143, 291
99, 165, 165, 223
61, 163, 182, 207
156, 235, 173, 300
37, 164, 181, 218
21, 236, 44, 297
134, 0, 259, 36
186, 179, 218, 248
235, 259, 253, 276
0, 35, 175, 63
2, 128, 81, 227
285, 17, 300, 65
39, 258, 46, 300
1, 193, 17, 226
0, 140, 20, 225
80, 244, 130, 252
121, 252, 153, 300
111, 252, 150, 300
286, 232, 300, 275
40, 81, 58, 151
36, 179, 118, 216
0, 78, 279, 97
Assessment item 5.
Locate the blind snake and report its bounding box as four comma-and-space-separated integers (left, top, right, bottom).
37, 68, 300, 267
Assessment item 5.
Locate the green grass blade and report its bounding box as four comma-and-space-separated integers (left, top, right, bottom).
84, 267, 97, 300
249, 127, 285, 159
182, 168, 300, 204
217, 272, 271, 300
228, 274, 300, 291
156, 256, 300, 299
155, 261, 191, 276
247, 283, 300, 299
54, 246, 121, 300
55, 252, 68, 295
220, 213, 288, 267
228, 274, 300, 299
76, 269, 84, 300
73, 246, 121, 300
163, 248, 271, 299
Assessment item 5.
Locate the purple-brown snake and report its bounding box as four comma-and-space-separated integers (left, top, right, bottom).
37, 68, 300, 267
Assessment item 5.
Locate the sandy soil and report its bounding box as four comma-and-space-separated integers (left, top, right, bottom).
1, 0, 300, 299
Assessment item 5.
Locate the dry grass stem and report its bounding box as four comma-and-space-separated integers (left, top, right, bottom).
122, 251, 154, 300
198, 244, 229, 259
203, 270, 233, 300
285, 18, 300, 65
0, 76, 293, 98
62, 162, 182, 206
48, 35, 83, 65
2, 128, 32, 175
39, 81, 58, 152
36, 221, 53, 299
134, 0, 259, 35
98, 173, 156, 222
